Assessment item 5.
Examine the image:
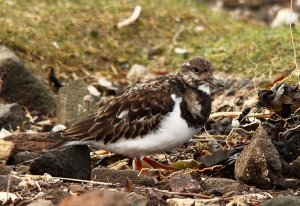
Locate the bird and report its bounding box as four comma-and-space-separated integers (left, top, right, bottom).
51, 56, 224, 170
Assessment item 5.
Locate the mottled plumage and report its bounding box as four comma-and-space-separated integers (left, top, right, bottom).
51, 56, 223, 158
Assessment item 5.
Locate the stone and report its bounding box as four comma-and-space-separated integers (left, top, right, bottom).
271, 8, 299, 28
27, 199, 54, 206
0, 192, 18, 204
0, 139, 14, 164
0, 165, 11, 175
30, 145, 91, 180
15, 165, 30, 175
91, 168, 155, 187
234, 125, 282, 189
12, 151, 40, 165
56, 79, 98, 127
46, 189, 68, 205
0, 103, 29, 131
126, 64, 151, 82
167, 198, 217, 206
57, 189, 128, 206
291, 156, 300, 179
261, 196, 300, 206
0, 46, 56, 115
222, 0, 266, 8
4, 132, 56, 153
200, 178, 250, 195
0, 175, 21, 191
169, 173, 201, 193
128, 193, 148, 206
69, 184, 85, 194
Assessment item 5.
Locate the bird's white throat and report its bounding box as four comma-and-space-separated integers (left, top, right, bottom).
198, 83, 210, 94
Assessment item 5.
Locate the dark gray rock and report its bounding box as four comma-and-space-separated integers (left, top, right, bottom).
0, 46, 56, 115
0, 103, 29, 130
201, 178, 250, 195
0, 165, 11, 175
56, 79, 98, 127
91, 168, 155, 187
169, 173, 201, 193
128, 193, 148, 206
261, 196, 300, 206
235, 125, 282, 189
291, 156, 300, 179
0, 175, 21, 191
12, 151, 40, 165
30, 145, 91, 180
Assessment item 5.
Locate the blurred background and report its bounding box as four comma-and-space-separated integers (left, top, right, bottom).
0, 0, 299, 83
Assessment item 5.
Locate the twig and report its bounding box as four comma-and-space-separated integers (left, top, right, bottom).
172, 25, 185, 44
289, 0, 300, 86
117, 5, 142, 29
209, 111, 270, 119
149, 188, 212, 199
6, 171, 12, 201
13, 174, 118, 187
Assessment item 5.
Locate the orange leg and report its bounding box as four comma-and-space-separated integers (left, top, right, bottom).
132, 156, 177, 171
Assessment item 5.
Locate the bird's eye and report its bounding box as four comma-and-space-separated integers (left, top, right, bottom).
192, 67, 200, 73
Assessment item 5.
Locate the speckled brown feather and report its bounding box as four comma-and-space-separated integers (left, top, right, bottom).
62, 75, 178, 144
51, 56, 219, 148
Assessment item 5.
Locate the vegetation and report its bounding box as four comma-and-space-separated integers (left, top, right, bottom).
0, 0, 299, 83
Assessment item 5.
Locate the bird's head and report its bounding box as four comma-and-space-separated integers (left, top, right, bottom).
178, 56, 224, 91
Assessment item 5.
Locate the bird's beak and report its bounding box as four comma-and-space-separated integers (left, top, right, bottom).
208, 75, 224, 87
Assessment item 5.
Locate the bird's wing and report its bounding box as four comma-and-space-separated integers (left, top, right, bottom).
62, 89, 176, 144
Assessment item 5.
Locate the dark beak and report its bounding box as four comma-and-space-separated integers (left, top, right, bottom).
208, 75, 224, 87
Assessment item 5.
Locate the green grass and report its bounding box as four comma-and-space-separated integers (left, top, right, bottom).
0, 0, 299, 84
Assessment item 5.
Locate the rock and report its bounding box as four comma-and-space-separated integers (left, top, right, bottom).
234, 125, 282, 189
0, 165, 11, 175
4, 132, 56, 153
12, 151, 40, 165
277, 127, 300, 163
0, 46, 56, 115
291, 156, 300, 179
261, 196, 300, 206
15, 165, 30, 175
30, 145, 91, 180
200, 178, 250, 195
46, 189, 68, 205
0, 139, 14, 164
128, 193, 148, 206
169, 173, 201, 193
126, 64, 151, 82
271, 8, 299, 28
57, 189, 128, 206
167, 198, 213, 206
0, 103, 29, 131
0, 175, 21, 191
222, 0, 266, 8
56, 79, 98, 127
0, 192, 18, 203
0, 128, 11, 139
27, 199, 54, 206
69, 184, 85, 194
91, 168, 155, 187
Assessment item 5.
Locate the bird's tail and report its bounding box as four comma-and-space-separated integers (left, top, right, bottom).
47, 115, 96, 150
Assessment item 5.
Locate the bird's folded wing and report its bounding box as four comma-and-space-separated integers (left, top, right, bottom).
61, 90, 175, 144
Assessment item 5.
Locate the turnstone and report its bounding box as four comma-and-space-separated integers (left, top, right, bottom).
52, 56, 223, 170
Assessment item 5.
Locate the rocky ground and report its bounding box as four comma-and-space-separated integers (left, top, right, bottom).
0, 45, 299, 206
